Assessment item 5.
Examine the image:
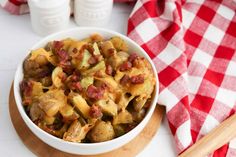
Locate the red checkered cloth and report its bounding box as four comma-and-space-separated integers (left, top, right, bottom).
128, 0, 236, 156
0, 0, 135, 15
0, 0, 28, 15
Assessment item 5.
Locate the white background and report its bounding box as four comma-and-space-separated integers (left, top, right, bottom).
0, 3, 177, 157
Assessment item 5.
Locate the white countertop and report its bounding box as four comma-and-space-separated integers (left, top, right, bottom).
0, 3, 177, 157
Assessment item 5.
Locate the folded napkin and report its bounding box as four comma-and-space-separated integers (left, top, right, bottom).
128, 0, 236, 156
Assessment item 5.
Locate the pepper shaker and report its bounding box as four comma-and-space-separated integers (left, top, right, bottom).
28, 0, 71, 36
74, 0, 113, 27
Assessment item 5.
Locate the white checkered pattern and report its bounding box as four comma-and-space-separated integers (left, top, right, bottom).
135, 18, 160, 43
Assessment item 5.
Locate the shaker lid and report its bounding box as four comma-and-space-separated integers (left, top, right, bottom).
28, 0, 69, 9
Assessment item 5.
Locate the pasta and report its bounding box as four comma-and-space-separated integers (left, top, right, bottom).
20, 33, 156, 143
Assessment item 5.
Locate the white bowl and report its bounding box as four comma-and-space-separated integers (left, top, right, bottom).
14, 27, 159, 155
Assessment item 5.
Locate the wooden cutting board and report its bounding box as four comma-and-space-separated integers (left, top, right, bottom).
9, 85, 165, 157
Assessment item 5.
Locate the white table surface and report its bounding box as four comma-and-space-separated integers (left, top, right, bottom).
0, 3, 177, 157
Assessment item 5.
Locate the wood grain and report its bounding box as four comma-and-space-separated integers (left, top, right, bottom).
9, 85, 165, 157
179, 114, 236, 157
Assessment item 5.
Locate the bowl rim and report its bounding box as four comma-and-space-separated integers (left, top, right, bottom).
13, 27, 159, 148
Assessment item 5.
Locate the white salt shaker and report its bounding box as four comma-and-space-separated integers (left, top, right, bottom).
28, 0, 71, 36
74, 0, 113, 27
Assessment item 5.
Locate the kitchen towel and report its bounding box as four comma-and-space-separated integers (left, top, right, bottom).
0, 0, 28, 14
0, 0, 134, 15
127, 0, 236, 156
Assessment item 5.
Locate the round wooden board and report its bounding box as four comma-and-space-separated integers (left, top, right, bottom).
9, 85, 165, 157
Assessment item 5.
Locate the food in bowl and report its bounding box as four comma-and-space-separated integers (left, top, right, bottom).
20, 33, 156, 143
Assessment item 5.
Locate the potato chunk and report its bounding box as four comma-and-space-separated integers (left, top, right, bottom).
110, 36, 128, 52
70, 93, 91, 119
113, 110, 133, 125
63, 120, 93, 142
89, 121, 115, 142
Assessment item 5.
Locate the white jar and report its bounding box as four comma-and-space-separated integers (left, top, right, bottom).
28, 0, 71, 36
74, 0, 113, 27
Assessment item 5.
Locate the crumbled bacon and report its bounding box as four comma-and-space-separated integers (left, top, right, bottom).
130, 74, 144, 84
59, 61, 74, 74
71, 82, 82, 91
86, 45, 95, 55
20, 80, 33, 97
64, 89, 70, 96
120, 74, 130, 85
105, 64, 113, 76
119, 61, 132, 71
89, 104, 103, 118
88, 55, 99, 65
86, 85, 104, 100
75, 51, 84, 60
38, 68, 51, 78
71, 70, 81, 82
108, 48, 115, 56
71, 75, 79, 82
72, 48, 78, 53
100, 82, 108, 90
53, 41, 64, 51
74, 70, 81, 77
56, 50, 69, 62
128, 53, 138, 64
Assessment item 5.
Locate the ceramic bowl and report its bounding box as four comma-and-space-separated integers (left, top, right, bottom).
14, 27, 159, 155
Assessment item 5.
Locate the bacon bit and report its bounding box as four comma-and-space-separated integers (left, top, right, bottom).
128, 53, 138, 64
53, 41, 64, 51
89, 104, 103, 118
120, 74, 130, 85
56, 50, 69, 62
75, 51, 84, 60
100, 83, 108, 90
20, 80, 33, 97
59, 61, 74, 74
130, 74, 144, 84
86, 85, 104, 100
64, 89, 70, 96
72, 48, 78, 53
79, 44, 88, 54
86, 45, 95, 55
105, 64, 113, 76
88, 55, 98, 65
108, 48, 115, 56
71, 70, 81, 81
71, 82, 82, 91
38, 69, 51, 78
71, 75, 79, 82
74, 70, 81, 77
120, 61, 132, 72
